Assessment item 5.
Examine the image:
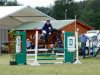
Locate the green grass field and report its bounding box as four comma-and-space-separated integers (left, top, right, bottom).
0, 54, 100, 75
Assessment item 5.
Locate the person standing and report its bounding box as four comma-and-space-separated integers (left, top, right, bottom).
27, 39, 32, 49
57, 37, 63, 48
80, 33, 88, 58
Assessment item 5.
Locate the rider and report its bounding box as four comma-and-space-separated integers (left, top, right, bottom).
42, 20, 53, 42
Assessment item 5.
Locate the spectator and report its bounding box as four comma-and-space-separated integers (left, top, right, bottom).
80, 33, 88, 58
58, 38, 63, 48
27, 39, 32, 49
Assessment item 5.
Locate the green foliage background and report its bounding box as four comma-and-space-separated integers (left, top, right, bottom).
36, 0, 100, 29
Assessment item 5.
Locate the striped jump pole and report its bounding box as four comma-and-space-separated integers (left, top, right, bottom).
37, 49, 64, 64
31, 31, 40, 66
74, 30, 81, 64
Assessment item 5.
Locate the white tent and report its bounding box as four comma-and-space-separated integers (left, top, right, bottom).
0, 6, 55, 29
0, 6, 55, 54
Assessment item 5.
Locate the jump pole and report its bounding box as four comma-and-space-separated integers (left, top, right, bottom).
74, 15, 81, 64
74, 30, 81, 64
31, 31, 40, 66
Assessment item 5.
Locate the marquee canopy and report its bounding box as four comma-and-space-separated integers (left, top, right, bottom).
0, 6, 55, 29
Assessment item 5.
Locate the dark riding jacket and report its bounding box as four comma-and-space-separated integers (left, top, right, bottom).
42, 23, 53, 34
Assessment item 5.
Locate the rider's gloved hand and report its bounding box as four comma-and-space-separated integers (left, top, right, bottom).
42, 30, 46, 34
49, 32, 51, 34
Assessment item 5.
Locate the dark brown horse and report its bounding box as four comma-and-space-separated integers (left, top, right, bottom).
31, 29, 63, 49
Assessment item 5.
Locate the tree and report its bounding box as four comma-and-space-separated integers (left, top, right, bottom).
0, 1, 5, 6
78, 0, 100, 29
90, 0, 100, 29
6, 1, 18, 6
51, 0, 78, 20
0, 0, 19, 6
35, 6, 51, 16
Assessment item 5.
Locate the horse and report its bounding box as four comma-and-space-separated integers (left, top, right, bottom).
31, 29, 63, 49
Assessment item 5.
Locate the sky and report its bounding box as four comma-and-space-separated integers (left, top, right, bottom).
17, 0, 83, 7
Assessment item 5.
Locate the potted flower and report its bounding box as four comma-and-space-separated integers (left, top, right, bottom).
9, 29, 17, 65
